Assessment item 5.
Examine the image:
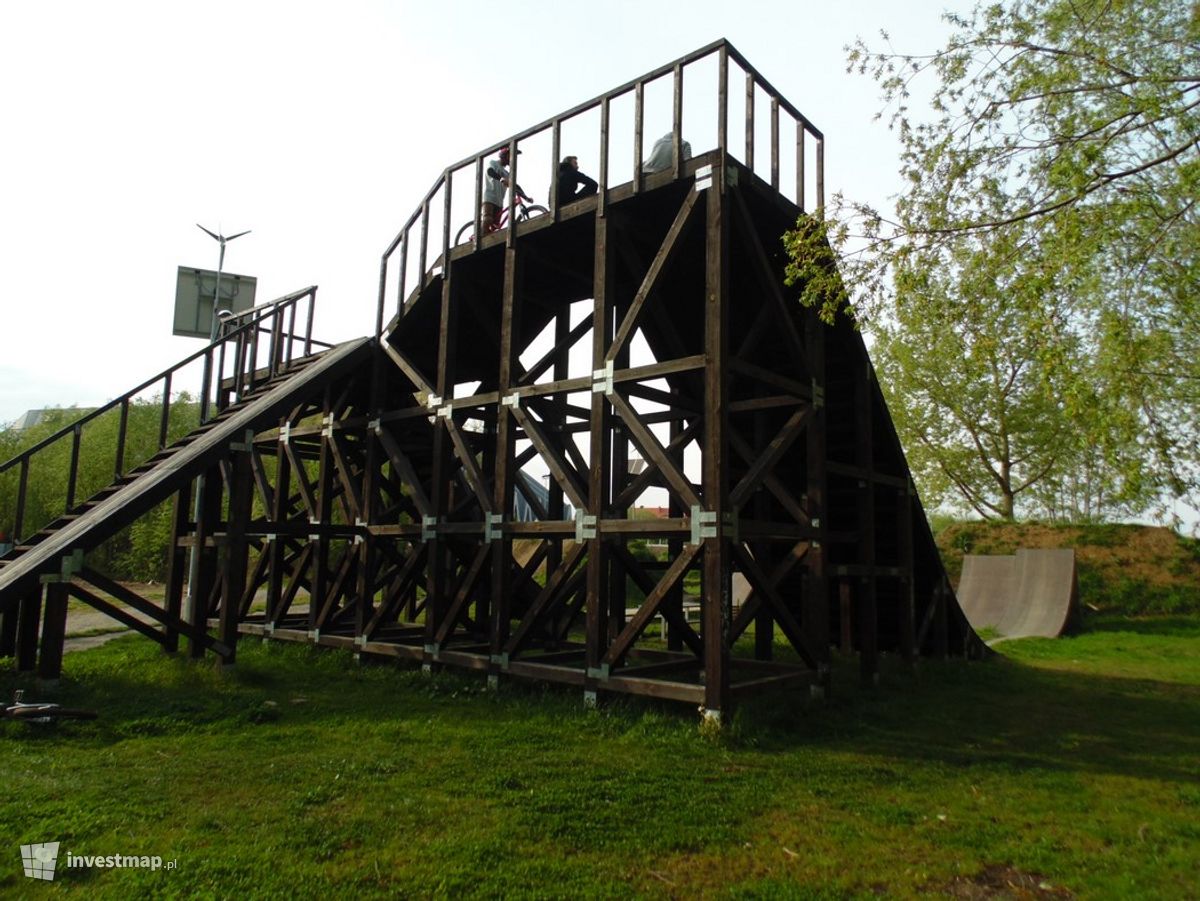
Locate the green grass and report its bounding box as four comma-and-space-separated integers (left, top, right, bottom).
2, 618, 1198, 898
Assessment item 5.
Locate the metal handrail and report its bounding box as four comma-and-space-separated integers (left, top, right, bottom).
375, 38, 825, 339
1, 286, 321, 542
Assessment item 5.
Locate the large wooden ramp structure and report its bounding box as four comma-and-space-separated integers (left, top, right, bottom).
1, 40, 981, 719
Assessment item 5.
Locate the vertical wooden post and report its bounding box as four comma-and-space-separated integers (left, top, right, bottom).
855, 360, 878, 686
672, 63, 684, 179
310, 391, 335, 634
424, 263, 457, 662
188, 466, 222, 659
356, 358, 385, 642
816, 137, 825, 214
266, 424, 292, 624
753, 412, 773, 661
585, 210, 615, 698
769, 98, 780, 191
162, 481, 192, 653
797, 125, 806, 212
220, 445, 253, 665
547, 309, 569, 577
633, 83, 644, 194
665, 412, 684, 652
397, 231, 411, 317
609, 330, 630, 640
507, 142, 519, 248
37, 581, 68, 681
598, 99, 610, 219
744, 71, 755, 172
934, 578, 950, 660
804, 307, 831, 693
839, 580, 853, 654
418, 198, 431, 286
15, 586, 42, 672
717, 46, 729, 153
550, 119, 562, 217
0, 600, 18, 658
898, 483, 916, 664
490, 244, 522, 678
702, 156, 730, 720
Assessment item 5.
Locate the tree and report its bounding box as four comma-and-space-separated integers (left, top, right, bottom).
786, 0, 1200, 520
874, 221, 1156, 520
0, 395, 202, 580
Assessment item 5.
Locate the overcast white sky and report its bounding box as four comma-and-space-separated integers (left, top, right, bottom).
0, 0, 980, 422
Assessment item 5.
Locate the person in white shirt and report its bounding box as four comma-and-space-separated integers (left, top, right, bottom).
642, 132, 692, 174
482, 146, 532, 233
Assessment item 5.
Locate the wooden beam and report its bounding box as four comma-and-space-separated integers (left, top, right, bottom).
509, 406, 588, 510
603, 542, 701, 668
608, 390, 700, 510
607, 190, 701, 364
729, 406, 812, 508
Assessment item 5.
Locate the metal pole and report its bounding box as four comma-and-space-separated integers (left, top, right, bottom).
188, 224, 250, 637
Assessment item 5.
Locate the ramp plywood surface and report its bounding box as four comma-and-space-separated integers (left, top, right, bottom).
957, 555, 1018, 631
958, 549, 1079, 639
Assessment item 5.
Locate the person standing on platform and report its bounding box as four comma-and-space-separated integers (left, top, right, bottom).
482, 146, 532, 233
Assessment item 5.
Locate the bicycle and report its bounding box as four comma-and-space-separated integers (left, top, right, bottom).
2, 690, 98, 724
455, 195, 549, 245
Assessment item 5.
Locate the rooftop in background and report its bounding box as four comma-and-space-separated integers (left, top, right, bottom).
7, 408, 97, 432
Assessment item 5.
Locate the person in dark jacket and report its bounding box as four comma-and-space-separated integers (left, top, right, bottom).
556, 156, 598, 206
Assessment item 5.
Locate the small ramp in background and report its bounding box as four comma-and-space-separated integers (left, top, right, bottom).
958, 549, 1080, 640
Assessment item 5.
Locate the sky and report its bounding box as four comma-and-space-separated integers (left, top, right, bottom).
5, 0, 1194, 532
0, 0, 978, 423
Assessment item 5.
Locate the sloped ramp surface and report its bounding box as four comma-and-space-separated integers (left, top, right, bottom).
958, 549, 1079, 639
0, 337, 373, 611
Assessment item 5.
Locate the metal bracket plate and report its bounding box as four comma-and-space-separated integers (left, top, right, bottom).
591, 360, 614, 395
575, 511, 598, 541
421, 515, 439, 540
485, 513, 504, 542
690, 506, 717, 544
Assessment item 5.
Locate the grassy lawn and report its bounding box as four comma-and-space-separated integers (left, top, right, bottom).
2, 616, 1198, 899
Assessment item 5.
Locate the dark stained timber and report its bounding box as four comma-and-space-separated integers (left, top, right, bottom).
0, 40, 978, 714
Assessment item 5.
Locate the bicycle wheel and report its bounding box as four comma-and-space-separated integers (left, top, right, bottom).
521, 205, 549, 220
454, 220, 475, 244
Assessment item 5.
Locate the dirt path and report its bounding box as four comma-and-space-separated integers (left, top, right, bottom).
61, 585, 277, 655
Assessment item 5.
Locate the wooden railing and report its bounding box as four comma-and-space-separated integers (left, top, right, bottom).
0, 286, 322, 543
375, 38, 824, 337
